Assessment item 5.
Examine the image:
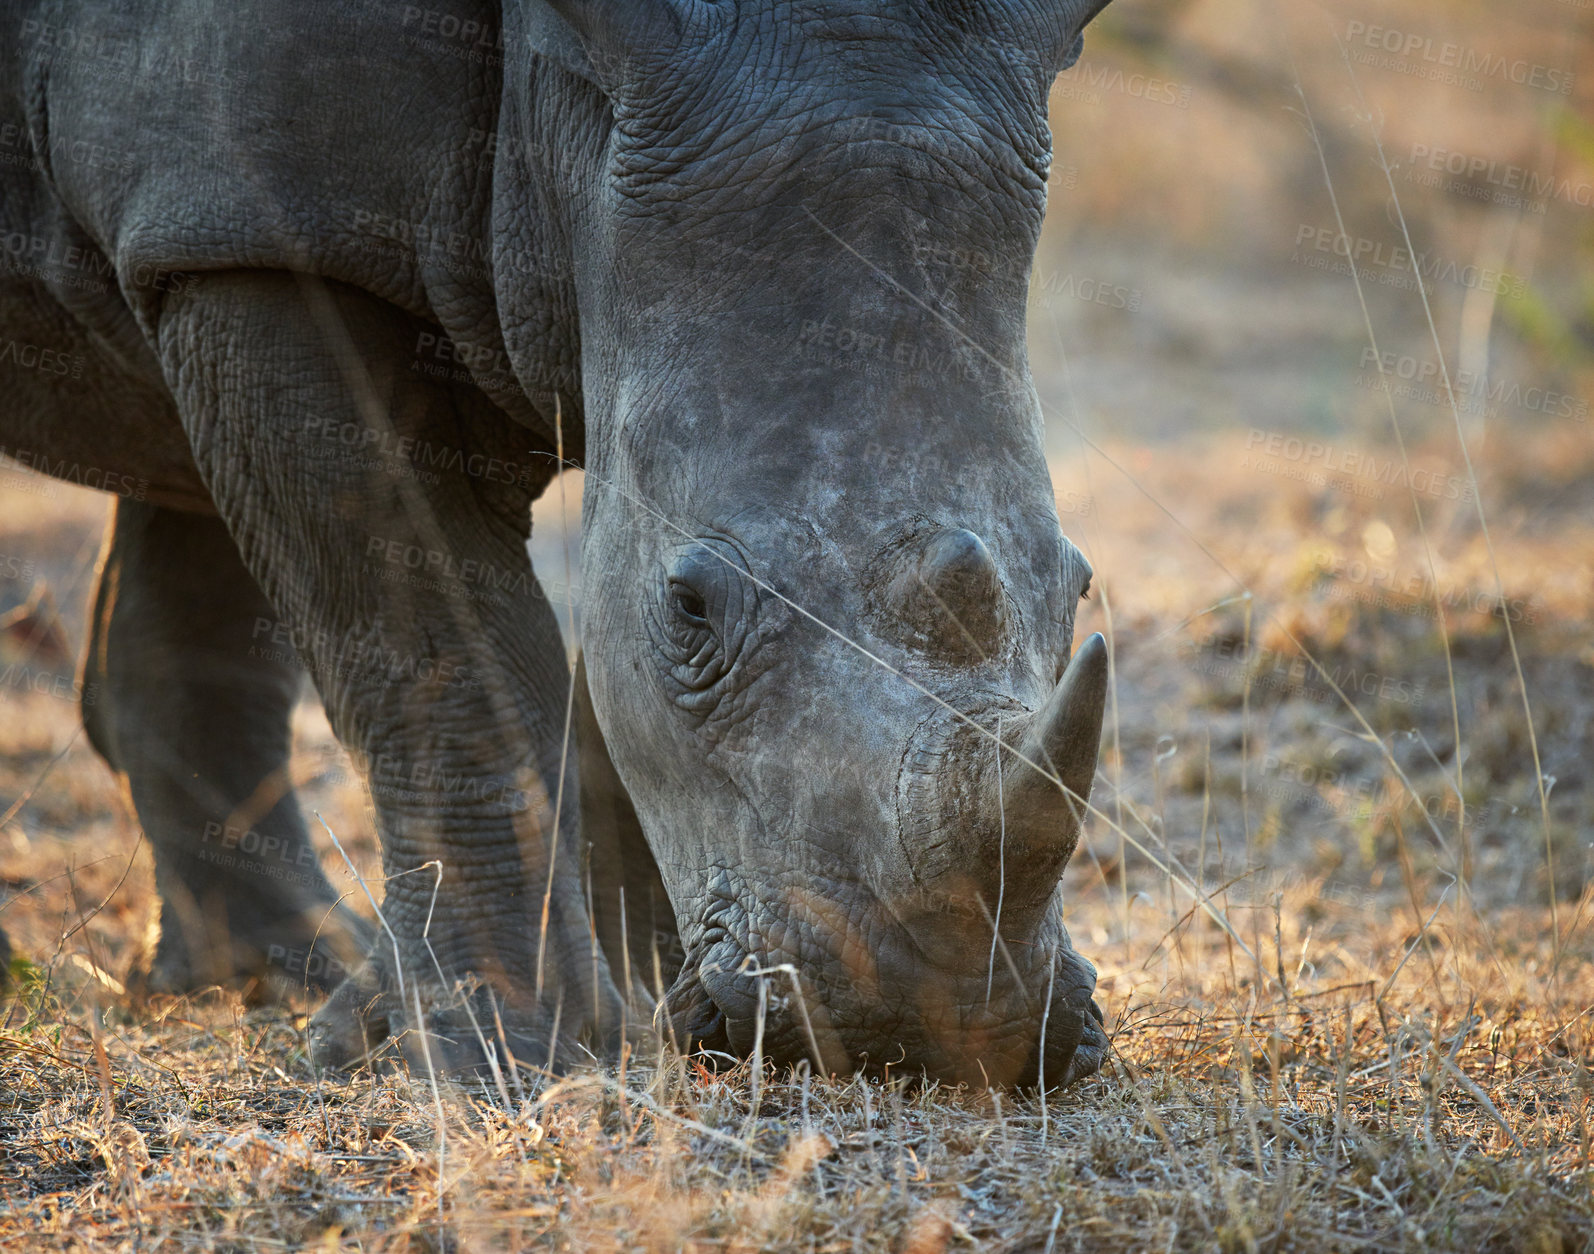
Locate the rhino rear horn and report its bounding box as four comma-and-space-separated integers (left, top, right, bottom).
892, 528, 1008, 661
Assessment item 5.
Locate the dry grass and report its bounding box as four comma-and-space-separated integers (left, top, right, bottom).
2, 886, 1591, 1251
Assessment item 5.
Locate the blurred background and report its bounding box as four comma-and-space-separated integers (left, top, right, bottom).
1034, 0, 1594, 948
1, 0, 1591, 1014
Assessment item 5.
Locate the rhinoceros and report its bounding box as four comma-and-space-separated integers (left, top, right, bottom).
0, 0, 1114, 1086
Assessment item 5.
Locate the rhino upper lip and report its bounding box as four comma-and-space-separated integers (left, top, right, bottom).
661, 977, 732, 1058
660, 929, 741, 1059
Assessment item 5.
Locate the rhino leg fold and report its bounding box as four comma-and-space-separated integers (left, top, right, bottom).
155, 271, 625, 1075
310, 953, 620, 1078
81, 498, 369, 1000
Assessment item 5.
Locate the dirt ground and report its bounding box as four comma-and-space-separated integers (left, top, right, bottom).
3, 0, 1593, 1249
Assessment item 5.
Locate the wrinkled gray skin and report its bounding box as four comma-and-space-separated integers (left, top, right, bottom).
0, 0, 1114, 1086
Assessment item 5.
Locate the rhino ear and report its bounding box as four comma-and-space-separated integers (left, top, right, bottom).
1058, 32, 1086, 71
1054, 0, 1114, 73
525, 2, 609, 85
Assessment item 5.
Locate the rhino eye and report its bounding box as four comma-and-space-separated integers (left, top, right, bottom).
670, 581, 710, 628
650, 539, 763, 716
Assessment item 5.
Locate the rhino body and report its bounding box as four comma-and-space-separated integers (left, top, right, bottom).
0, 0, 1111, 1086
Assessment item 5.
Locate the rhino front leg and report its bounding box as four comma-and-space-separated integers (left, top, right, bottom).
155, 271, 622, 1073
81, 498, 369, 998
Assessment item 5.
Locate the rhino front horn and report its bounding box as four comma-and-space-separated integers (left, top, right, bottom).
997, 632, 1109, 870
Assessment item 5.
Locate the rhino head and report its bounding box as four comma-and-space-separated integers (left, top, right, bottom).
547, 0, 1114, 1086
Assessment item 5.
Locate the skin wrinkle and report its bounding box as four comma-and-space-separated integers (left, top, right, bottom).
605, 11, 1051, 220
656, 586, 1083, 1070
865, 519, 1067, 672
784, 883, 882, 1012
647, 532, 789, 739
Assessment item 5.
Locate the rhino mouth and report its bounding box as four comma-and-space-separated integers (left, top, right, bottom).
659, 942, 734, 1060
657, 902, 1108, 1088
659, 931, 828, 1070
